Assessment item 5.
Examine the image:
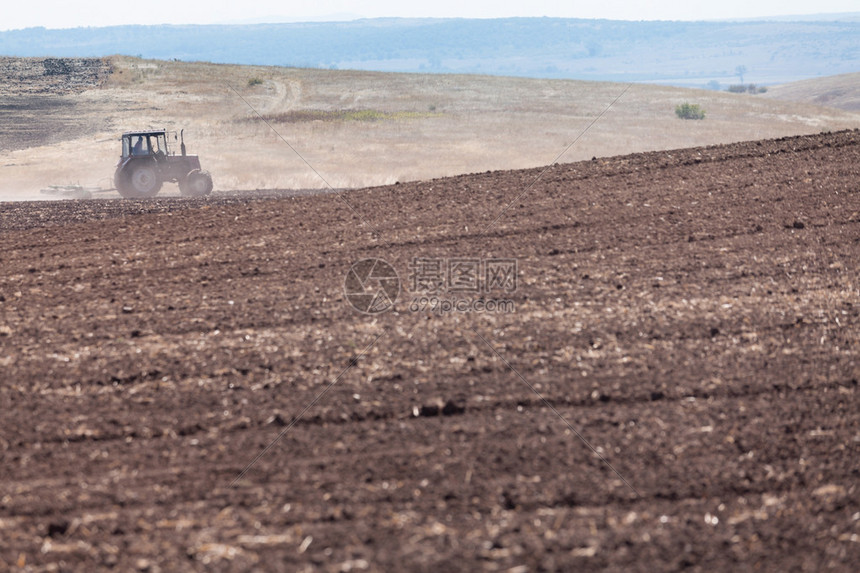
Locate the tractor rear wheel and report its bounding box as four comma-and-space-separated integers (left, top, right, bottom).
115, 161, 162, 199
179, 169, 213, 197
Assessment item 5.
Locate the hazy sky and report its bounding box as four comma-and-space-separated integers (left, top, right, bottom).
2, 0, 858, 31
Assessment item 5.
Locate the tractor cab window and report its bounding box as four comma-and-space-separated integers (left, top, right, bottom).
131, 135, 149, 156
153, 133, 168, 156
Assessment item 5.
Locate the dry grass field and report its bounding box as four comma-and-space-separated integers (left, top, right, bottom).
765, 72, 860, 112
2, 56, 860, 201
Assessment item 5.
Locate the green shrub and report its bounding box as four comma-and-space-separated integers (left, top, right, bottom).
675, 102, 705, 120
247, 77, 263, 87
727, 83, 767, 94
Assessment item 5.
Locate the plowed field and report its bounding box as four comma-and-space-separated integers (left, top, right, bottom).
1, 130, 859, 571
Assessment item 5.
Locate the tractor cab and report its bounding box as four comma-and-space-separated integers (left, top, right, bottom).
120, 130, 177, 159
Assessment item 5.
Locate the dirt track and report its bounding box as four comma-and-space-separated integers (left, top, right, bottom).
1, 130, 859, 571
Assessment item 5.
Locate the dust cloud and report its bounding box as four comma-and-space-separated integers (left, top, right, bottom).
0, 188, 52, 202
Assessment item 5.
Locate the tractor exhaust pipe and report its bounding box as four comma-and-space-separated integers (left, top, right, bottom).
180, 129, 187, 156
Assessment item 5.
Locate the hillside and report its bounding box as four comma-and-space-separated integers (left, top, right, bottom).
0, 17, 858, 87
764, 72, 860, 111
1, 130, 859, 570
2, 56, 859, 201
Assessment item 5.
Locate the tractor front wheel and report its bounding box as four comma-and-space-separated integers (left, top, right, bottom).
115, 161, 162, 199
179, 169, 213, 197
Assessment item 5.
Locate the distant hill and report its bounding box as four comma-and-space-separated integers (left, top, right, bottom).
764, 73, 860, 111
0, 17, 858, 88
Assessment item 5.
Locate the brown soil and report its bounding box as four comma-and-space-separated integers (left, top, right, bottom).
1, 130, 859, 572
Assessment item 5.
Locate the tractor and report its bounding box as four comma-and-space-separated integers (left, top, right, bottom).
113, 129, 213, 198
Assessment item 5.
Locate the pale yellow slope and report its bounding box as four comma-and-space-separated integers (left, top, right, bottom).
764, 72, 860, 112
2, 56, 859, 201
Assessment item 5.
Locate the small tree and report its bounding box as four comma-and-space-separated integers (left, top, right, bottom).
675, 102, 706, 120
